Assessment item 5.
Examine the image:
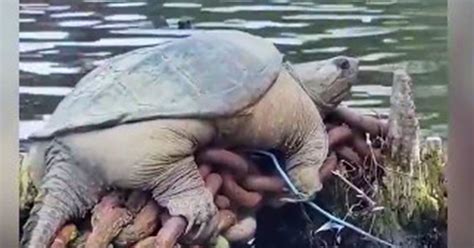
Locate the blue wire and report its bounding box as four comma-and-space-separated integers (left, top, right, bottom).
247, 149, 397, 248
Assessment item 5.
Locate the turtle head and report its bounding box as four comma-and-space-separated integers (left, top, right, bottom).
293, 56, 359, 115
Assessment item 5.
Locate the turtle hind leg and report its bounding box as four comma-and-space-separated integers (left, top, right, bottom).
21, 140, 104, 248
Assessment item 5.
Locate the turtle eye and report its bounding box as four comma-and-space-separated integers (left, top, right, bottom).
334, 58, 350, 70
340, 60, 350, 70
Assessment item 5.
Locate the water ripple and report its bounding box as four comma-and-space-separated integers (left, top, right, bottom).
202, 4, 371, 13
299, 26, 397, 42
20, 62, 81, 75
110, 28, 202, 36
20, 32, 69, 40
358, 52, 406, 62
283, 14, 406, 23
163, 2, 202, 8
20, 86, 73, 96
106, 2, 147, 7
195, 20, 310, 29
301, 47, 348, 54
104, 14, 147, 22
51, 11, 95, 18
20, 18, 36, 23
20, 120, 46, 140
352, 85, 392, 97
343, 99, 385, 107
265, 37, 303, 46
360, 60, 440, 74
58, 20, 102, 27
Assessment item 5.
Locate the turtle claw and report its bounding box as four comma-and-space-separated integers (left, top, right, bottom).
86, 192, 133, 247
163, 187, 218, 245
185, 213, 219, 244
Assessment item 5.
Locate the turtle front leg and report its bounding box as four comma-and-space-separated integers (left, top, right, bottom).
147, 156, 219, 246
285, 123, 329, 199
21, 140, 105, 248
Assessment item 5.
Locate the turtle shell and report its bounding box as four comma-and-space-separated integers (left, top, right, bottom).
30, 30, 284, 139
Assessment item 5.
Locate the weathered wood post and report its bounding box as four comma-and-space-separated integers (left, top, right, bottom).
371, 70, 447, 248
388, 70, 420, 175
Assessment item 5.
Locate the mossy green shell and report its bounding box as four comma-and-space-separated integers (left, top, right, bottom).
30, 30, 283, 139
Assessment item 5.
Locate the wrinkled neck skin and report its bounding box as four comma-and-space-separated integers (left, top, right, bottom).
290, 61, 352, 117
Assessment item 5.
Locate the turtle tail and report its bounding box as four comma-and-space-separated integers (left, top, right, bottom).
21, 140, 104, 248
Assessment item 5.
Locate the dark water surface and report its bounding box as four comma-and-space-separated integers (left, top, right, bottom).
19, 0, 447, 140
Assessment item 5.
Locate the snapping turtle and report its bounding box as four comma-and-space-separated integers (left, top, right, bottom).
22, 30, 358, 247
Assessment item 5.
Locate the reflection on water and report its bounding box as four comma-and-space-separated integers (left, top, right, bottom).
19, 0, 447, 141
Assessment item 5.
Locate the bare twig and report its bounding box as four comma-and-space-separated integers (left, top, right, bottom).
331, 170, 377, 207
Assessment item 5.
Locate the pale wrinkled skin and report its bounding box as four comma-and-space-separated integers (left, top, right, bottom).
22, 57, 357, 248
213, 69, 328, 194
